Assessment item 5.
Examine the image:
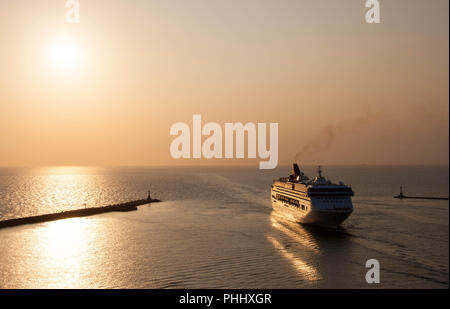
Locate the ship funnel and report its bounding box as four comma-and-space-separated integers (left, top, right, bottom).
292, 163, 301, 176
288, 163, 302, 182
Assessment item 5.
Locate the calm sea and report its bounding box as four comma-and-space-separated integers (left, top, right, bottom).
0, 165, 448, 288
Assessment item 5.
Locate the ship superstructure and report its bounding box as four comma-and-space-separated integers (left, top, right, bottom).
271, 164, 354, 228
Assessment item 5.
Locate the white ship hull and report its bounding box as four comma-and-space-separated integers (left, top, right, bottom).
271, 197, 352, 229
271, 164, 354, 229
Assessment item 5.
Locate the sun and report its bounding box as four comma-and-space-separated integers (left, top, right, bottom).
48, 37, 82, 71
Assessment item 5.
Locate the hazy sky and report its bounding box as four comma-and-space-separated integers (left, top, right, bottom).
0, 0, 448, 167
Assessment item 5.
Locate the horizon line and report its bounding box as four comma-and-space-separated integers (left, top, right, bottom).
0, 163, 449, 169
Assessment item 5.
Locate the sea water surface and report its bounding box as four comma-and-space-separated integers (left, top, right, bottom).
0, 165, 448, 288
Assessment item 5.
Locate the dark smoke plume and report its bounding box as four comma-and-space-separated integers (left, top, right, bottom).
293, 101, 448, 163
294, 110, 375, 162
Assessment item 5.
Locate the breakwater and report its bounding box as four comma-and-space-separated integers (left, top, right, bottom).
394, 186, 449, 201
0, 197, 161, 229
394, 195, 449, 200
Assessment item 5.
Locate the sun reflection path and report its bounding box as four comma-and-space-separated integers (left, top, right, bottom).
270, 216, 320, 254
267, 236, 320, 282
32, 166, 101, 216
43, 218, 88, 256
36, 218, 90, 288
267, 212, 321, 281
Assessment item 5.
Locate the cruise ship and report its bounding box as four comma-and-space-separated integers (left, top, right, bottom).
271, 164, 354, 229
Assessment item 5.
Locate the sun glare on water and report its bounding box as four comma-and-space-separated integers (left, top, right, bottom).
48, 37, 83, 72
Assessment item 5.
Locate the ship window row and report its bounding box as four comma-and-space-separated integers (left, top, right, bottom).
274, 187, 307, 197
276, 194, 299, 206
317, 197, 347, 200
275, 185, 307, 194
277, 188, 306, 196
308, 188, 353, 193
276, 194, 308, 211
